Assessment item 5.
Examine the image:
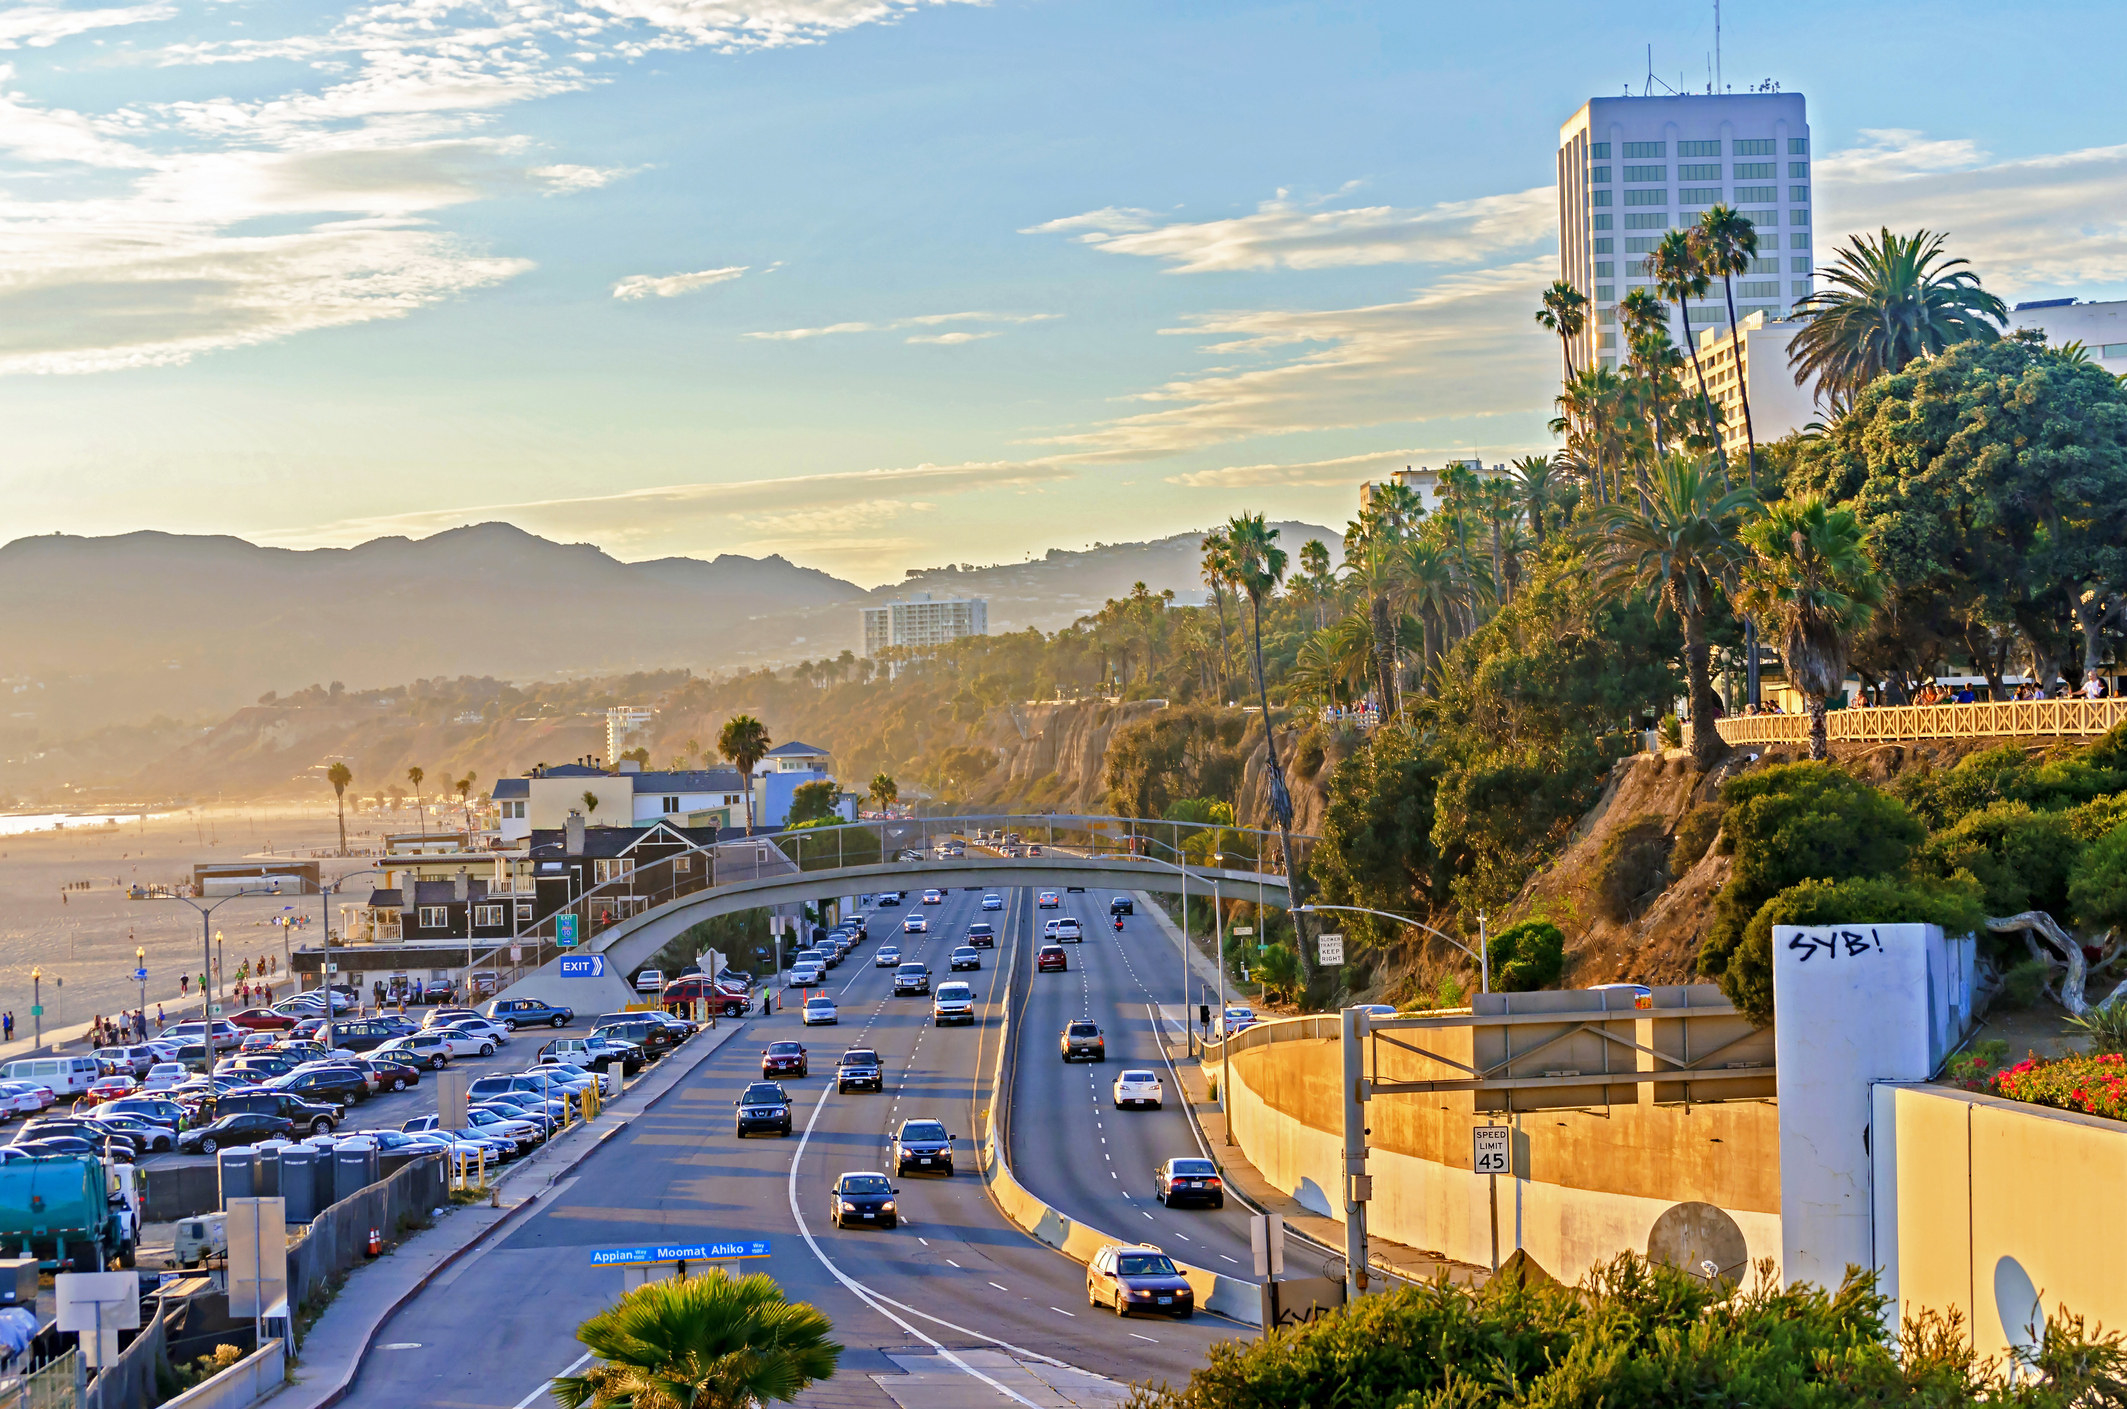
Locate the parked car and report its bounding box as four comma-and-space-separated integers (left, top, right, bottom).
228, 1007, 297, 1032
143, 1063, 189, 1092
634, 969, 665, 995
485, 998, 574, 1030
162, 1020, 245, 1053
216, 1091, 340, 1135
588, 1019, 682, 1058
267, 1067, 368, 1108
539, 1037, 641, 1075
94, 1045, 158, 1078
351, 1056, 422, 1093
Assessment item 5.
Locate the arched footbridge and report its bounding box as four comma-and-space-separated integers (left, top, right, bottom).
483, 813, 1306, 1005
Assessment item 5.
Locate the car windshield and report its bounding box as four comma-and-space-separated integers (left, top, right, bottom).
767, 1043, 803, 1055
1170, 1159, 1217, 1175
841, 1051, 879, 1065
741, 1083, 786, 1103
938, 986, 970, 999
897, 964, 925, 974
1120, 1071, 1156, 1083
1041, 946, 1063, 955
840, 1175, 891, 1194
1117, 1253, 1178, 1276
901, 1121, 947, 1142
805, 997, 832, 1007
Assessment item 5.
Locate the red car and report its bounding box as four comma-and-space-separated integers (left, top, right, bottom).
664, 977, 749, 1017
229, 1007, 296, 1032
761, 1041, 808, 1078
1037, 945, 1068, 973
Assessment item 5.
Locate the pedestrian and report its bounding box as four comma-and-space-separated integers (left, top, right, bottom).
155, 1004, 164, 1030
3, 1012, 12, 1042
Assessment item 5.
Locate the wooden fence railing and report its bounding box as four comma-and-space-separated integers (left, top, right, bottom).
1711, 698, 2127, 747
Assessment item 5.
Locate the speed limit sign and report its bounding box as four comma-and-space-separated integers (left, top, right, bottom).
1472, 1125, 1510, 1175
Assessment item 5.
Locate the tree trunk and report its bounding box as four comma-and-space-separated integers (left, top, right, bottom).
1720, 274, 1759, 489
1806, 694, 1830, 761
1210, 586, 1233, 703
1247, 592, 1310, 991
1677, 299, 1732, 492
1369, 593, 1399, 719
1686, 608, 1729, 771
1489, 520, 1509, 605
1987, 911, 2125, 1016
335, 796, 347, 855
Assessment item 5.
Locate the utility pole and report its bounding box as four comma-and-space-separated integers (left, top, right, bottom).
1341, 1005, 1371, 1302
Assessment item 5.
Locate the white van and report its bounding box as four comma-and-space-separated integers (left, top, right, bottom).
4, 1056, 101, 1096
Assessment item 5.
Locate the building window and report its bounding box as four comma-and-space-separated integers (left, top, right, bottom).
593, 859, 630, 885
675, 854, 694, 872
1591, 214, 1612, 230
1792, 281, 1814, 298
1790, 256, 1811, 273
1590, 189, 1611, 206
1622, 164, 1666, 183
1678, 187, 1721, 204
1734, 138, 1775, 156
1589, 142, 1610, 159
661, 796, 681, 813
1598, 332, 1617, 349
1677, 140, 1720, 158
1731, 186, 1776, 204
1623, 236, 1661, 253
1790, 233, 1811, 249
1733, 162, 1776, 180
473, 904, 504, 928
1624, 213, 1669, 230
417, 906, 448, 930
1789, 161, 1810, 178
1738, 281, 1780, 298
1593, 237, 1613, 253
1589, 166, 1611, 184
1595, 285, 1614, 302
1597, 307, 1617, 325
1624, 189, 1667, 206
1748, 257, 1779, 275
1790, 185, 1811, 203
2100, 344, 2127, 359
1678, 163, 1722, 181
1789, 137, 1809, 155
515, 902, 534, 922
1622, 141, 1665, 158
1594, 261, 1614, 277
1791, 208, 1810, 225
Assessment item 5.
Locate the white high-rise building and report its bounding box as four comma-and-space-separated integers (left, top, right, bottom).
605, 705, 652, 762
1557, 92, 1813, 376
862, 593, 988, 655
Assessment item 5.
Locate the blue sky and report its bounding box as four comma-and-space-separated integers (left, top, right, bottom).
3, 0, 2124, 584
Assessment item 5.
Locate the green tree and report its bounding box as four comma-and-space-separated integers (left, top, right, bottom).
1340, 531, 1405, 718
552, 1271, 839, 1409
1486, 919, 1565, 992
1788, 227, 2008, 409
717, 716, 771, 833
1507, 454, 1560, 550
1737, 494, 1883, 760
1534, 279, 1588, 382
326, 760, 352, 855
1650, 227, 1730, 486
1916, 802, 2084, 918
867, 773, 898, 813
1198, 528, 1236, 702
786, 780, 839, 826
1308, 726, 1450, 959
407, 764, 426, 835
2070, 824, 2127, 934
1728, 876, 1990, 1028
1589, 457, 1759, 770
1694, 204, 1765, 485
1223, 511, 1309, 985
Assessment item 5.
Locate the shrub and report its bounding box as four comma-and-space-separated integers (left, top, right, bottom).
1671, 802, 1723, 872
1994, 1052, 2127, 1121
1487, 919, 1566, 992
2069, 1000, 2127, 1056
1914, 801, 2083, 917
1659, 711, 1682, 748
1894, 741, 2127, 830
2070, 823, 2127, 932
1292, 729, 1327, 781
1999, 957, 2052, 1009
1591, 814, 1670, 921
1945, 1038, 2010, 1090
1723, 875, 1987, 1026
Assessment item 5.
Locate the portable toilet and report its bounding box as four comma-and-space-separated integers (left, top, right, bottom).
252, 1140, 291, 1198
333, 1138, 380, 1203
278, 1147, 319, 1223
216, 1147, 257, 1207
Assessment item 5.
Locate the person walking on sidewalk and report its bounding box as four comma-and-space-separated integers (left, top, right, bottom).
2, 1013, 11, 1042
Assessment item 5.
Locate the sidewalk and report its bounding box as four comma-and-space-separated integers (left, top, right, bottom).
266, 1016, 750, 1409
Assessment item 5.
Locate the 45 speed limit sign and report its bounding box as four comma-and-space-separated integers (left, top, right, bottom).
1472, 1125, 1511, 1175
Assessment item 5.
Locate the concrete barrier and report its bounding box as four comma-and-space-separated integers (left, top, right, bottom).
160, 1337, 285, 1409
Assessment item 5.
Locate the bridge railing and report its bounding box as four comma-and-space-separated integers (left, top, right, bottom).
1712, 697, 2127, 748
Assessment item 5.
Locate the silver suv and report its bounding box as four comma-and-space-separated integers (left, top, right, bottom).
931, 982, 975, 1026
893, 963, 931, 996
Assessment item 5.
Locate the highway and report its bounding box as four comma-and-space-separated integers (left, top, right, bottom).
337, 884, 1250, 1409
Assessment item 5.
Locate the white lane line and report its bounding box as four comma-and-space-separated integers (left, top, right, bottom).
1219, 1254, 1239, 1265
1051, 1307, 1075, 1317
989, 1281, 1009, 1292
1129, 1333, 1159, 1343
1141, 1211, 1153, 1220
509, 1350, 594, 1409
947, 1258, 962, 1268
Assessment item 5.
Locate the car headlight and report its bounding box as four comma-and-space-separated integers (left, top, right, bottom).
839, 1200, 858, 1212
880, 1200, 895, 1212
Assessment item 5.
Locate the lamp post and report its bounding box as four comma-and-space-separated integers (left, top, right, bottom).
317, 869, 386, 1051
1290, 902, 1490, 994
1116, 835, 1233, 1140
30, 967, 41, 1052
155, 882, 290, 1023
136, 947, 146, 1032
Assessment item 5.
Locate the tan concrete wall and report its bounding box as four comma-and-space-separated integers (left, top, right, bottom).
1884, 1084, 2127, 1359
1215, 1034, 1782, 1284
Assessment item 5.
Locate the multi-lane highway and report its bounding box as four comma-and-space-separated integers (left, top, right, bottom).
337, 884, 1251, 1409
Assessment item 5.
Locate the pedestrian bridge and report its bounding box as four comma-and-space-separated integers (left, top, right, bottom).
486, 813, 1305, 1005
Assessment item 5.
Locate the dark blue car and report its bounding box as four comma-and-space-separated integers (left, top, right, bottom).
485, 998, 574, 1031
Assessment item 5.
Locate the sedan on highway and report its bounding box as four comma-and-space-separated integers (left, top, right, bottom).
892, 1118, 954, 1176
1109, 896, 1134, 916
762, 1042, 809, 1079
948, 947, 982, 971
964, 924, 995, 948
901, 915, 928, 935
1052, 918, 1083, 943
1112, 1071, 1163, 1109
874, 893, 901, 907
829, 1172, 897, 1229
1086, 1244, 1194, 1319
835, 1050, 883, 1093
873, 946, 902, 968
921, 889, 943, 905
981, 894, 1004, 911
786, 962, 824, 988
1037, 944, 1068, 973
801, 996, 838, 1026
891, 963, 931, 996
1154, 1156, 1225, 1208
1037, 891, 1060, 908
735, 1082, 792, 1137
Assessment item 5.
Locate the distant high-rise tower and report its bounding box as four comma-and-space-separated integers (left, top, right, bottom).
1557, 92, 1812, 377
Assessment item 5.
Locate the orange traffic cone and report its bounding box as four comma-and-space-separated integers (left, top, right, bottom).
366, 1228, 382, 1257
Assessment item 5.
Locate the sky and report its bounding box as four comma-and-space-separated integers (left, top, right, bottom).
3, 0, 2126, 586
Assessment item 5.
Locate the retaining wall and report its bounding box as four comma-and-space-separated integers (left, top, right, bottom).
159, 1338, 285, 1409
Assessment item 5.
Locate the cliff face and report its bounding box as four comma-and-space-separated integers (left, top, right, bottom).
968, 700, 1169, 813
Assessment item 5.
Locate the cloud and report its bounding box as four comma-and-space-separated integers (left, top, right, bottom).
1166, 447, 1441, 489
612, 265, 748, 300
1024, 187, 1557, 274
746, 310, 1057, 341
0, 4, 171, 49
906, 330, 996, 344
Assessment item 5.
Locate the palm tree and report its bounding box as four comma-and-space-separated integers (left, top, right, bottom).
1479, 479, 1523, 603
326, 761, 352, 855
1535, 280, 1589, 383
552, 1270, 839, 1409
1650, 229, 1730, 487
1340, 531, 1404, 719
1694, 205, 1763, 487
406, 765, 425, 836
455, 773, 477, 837
1507, 455, 1558, 550
1789, 227, 2009, 408
717, 716, 771, 834
1289, 616, 1371, 713
1738, 495, 1884, 761
1397, 536, 1458, 692
1297, 538, 1334, 629
1199, 528, 1236, 703
1589, 457, 1760, 771
868, 774, 898, 814
1618, 287, 1675, 491
1222, 511, 1309, 986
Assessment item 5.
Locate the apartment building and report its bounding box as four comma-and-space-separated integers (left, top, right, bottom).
605, 705, 652, 761
1558, 91, 1813, 376
2010, 298, 2127, 375
862, 593, 988, 655
1693, 311, 1818, 457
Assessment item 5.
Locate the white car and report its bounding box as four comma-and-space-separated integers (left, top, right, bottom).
874, 946, 902, 968
1215, 1006, 1257, 1038
787, 963, 823, 988
1053, 918, 1083, 943
1112, 1070, 1163, 1109
922, 889, 943, 905
0, 1083, 49, 1118
802, 996, 838, 1026
376, 1030, 490, 1068
635, 969, 665, 994
981, 894, 1003, 910
902, 915, 927, 934
143, 1063, 189, 1091
444, 1018, 512, 1047
1037, 891, 1060, 908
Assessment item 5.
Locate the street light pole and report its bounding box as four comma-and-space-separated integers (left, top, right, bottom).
136, 947, 146, 1032
30, 968, 41, 1052
1291, 902, 1490, 994
157, 883, 292, 1025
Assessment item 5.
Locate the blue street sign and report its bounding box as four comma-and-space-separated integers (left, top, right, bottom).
588, 1241, 769, 1267
556, 914, 580, 948
558, 955, 607, 980
133, 968, 148, 981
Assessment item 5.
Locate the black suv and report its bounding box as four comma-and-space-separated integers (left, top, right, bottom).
735, 1082, 792, 1137
269, 1067, 368, 1107
217, 1091, 341, 1134
591, 1019, 684, 1059
892, 1119, 954, 1176
485, 998, 574, 1030
836, 1050, 883, 1093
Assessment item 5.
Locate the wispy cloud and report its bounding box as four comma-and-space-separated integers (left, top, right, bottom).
906, 330, 997, 345
1023, 186, 1556, 274
612, 265, 748, 300
1166, 447, 1440, 489
745, 309, 1058, 341
0, 4, 171, 49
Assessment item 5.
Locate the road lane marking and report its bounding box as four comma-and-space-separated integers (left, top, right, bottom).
1051, 1307, 1075, 1317
1129, 1333, 1159, 1343
989, 1281, 1009, 1291
509, 1350, 593, 1409
1219, 1254, 1239, 1264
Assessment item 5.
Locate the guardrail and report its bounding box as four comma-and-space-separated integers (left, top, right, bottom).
1712, 697, 2127, 748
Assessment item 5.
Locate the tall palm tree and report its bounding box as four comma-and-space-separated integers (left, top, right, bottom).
455, 773, 477, 837
1290, 614, 1372, 713
1341, 531, 1404, 719
1789, 227, 2009, 408
1618, 287, 1675, 492
1589, 457, 1760, 771
1738, 495, 1883, 761
1221, 512, 1309, 985
1362, 479, 1425, 539
1507, 454, 1558, 550
1694, 205, 1763, 487
1554, 366, 1628, 507
1480, 479, 1523, 604
1199, 528, 1236, 703
1535, 280, 1589, 383
868, 773, 898, 813
406, 765, 426, 836
1650, 228, 1730, 488
1297, 538, 1334, 629
552, 1270, 839, 1409
326, 761, 353, 856
717, 716, 771, 834
1397, 536, 1458, 692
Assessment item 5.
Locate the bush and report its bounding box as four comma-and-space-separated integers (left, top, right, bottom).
1592, 814, 1671, 921
1723, 875, 1987, 1026
1994, 1052, 2127, 1120
1998, 957, 2052, 1009
1659, 712, 1682, 748
1894, 741, 2127, 830
1671, 802, 1723, 872
1915, 801, 2083, 917
1487, 919, 1566, 992
2070, 823, 2127, 932
2069, 1000, 2127, 1056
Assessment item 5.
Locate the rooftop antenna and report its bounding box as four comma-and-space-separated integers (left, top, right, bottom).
1715, 0, 1722, 92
